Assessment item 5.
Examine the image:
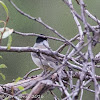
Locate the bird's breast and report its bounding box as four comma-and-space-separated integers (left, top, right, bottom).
31, 52, 48, 69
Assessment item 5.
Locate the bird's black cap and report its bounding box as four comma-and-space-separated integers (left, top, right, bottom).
36, 34, 47, 43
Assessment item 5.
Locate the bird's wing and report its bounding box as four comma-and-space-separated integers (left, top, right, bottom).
40, 53, 60, 65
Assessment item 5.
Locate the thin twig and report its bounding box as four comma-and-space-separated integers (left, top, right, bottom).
14, 31, 65, 43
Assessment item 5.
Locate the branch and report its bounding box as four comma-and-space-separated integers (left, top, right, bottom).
14, 31, 65, 43
8, 0, 67, 41
85, 10, 100, 24
0, 46, 64, 58
62, 0, 96, 33
8, 0, 87, 58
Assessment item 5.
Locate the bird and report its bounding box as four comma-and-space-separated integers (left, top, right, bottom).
24, 34, 66, 79
31, 34, 60, 75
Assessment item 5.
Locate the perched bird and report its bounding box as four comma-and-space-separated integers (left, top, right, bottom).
31, 34, 59, 74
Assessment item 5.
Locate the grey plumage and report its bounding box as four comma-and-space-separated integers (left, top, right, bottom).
31, 36, 59, 71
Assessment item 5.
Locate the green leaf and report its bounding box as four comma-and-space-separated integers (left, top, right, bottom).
0, 20, 5, 24
7, 35, 12, 50
0, 56, 2, 59
0, 64, 7, 68
4, 97, 9, 100
0, 72, 5, 80
0, 27, 13, 39
15, 77, 22, 82
17, 86, 27, 94
0, 1, 9, 17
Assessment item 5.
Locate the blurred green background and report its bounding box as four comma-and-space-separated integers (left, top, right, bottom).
0, 0, 100, 99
